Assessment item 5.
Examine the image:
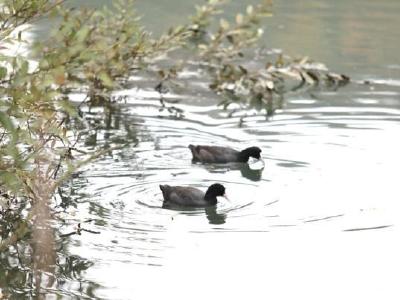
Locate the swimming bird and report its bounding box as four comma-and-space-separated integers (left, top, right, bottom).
160, 183, 226, 207
188, 145, 262, 163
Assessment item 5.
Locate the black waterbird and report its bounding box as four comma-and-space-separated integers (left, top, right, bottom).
188, 145, 262, 163
160, 183, 226, 207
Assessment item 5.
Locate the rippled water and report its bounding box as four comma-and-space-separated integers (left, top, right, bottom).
54, 84, 400, 299
4, 0, 400, 299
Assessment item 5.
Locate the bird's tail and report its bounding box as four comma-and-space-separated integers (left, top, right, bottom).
188, 144, 198, 159
159, 185, 170, 199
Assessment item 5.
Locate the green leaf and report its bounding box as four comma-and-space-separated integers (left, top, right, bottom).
220, 19, 230, 30
76, 26, 91, 43
59, 99, 78, 117
19, 60, 29, 76
0, 66, 7, 79
0, 171, 22, 194
0, 111, 16, 136
98, 71, 114, 87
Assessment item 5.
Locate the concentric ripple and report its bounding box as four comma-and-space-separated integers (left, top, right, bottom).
60, 82, 400, 266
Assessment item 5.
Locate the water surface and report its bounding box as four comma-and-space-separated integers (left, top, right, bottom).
4, 0, 400, 299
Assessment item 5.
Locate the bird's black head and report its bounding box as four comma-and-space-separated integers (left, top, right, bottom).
239, 147, 262, 162
205, 183, 226, 198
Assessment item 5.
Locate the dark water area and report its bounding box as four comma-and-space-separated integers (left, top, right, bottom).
2, 0, 400, 299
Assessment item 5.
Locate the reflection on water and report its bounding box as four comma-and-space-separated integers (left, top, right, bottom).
205, 206, 227, 225
162, 205, 227, 225
3, 0, 400, 299
0, 238, 100, 298
196, 162, 264, 182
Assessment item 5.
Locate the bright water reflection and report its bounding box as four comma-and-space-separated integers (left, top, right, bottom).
4, 0, 400, 299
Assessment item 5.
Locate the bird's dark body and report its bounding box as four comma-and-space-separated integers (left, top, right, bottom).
189, 145, 240, 163
160, 183, 225, 207
188, 145, 261, 163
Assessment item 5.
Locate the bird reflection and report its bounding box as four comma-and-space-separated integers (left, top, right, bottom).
162, 203, 226, 225
238, 163, 263, 181
205, 206, 226, 224
198, 162, 264, 182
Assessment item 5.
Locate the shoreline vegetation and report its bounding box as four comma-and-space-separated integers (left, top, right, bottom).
0, 0, 348, 296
